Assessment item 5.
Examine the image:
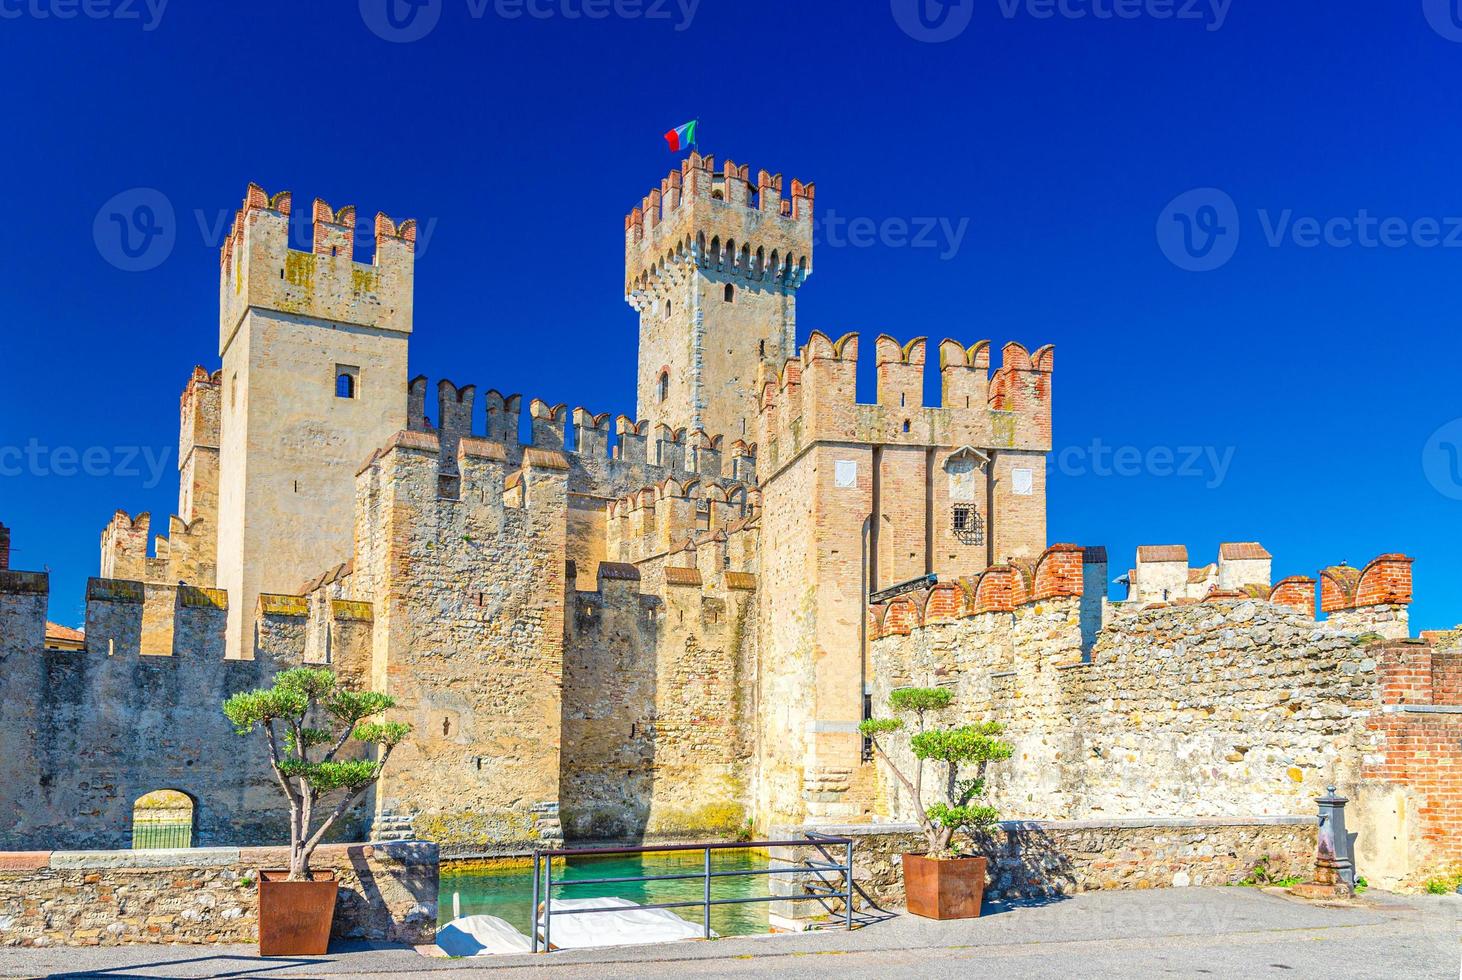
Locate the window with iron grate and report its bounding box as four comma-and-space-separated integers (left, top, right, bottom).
952, 504, 984, 545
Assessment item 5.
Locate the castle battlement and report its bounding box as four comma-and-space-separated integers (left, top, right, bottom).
404, 375, 758, 486
218, 182, 416, 355
625, 152, 814, 297
756, 330, 1054, 477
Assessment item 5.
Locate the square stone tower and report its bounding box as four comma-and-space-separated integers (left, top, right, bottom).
625, 152, 814, 442
215, 185, 416, 659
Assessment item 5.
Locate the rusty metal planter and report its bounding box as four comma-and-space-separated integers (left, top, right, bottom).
258, 869, 338, 956
901, 853, 987, 920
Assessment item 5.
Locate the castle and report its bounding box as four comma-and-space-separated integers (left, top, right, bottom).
0, 154, 1457, 888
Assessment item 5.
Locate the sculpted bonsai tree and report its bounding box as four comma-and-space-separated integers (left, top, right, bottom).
858, 687, 1013, 860
223, 667, 410, 880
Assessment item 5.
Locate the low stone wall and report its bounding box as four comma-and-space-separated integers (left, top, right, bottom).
0, 841, 437, 948
768, 817, 1316, 920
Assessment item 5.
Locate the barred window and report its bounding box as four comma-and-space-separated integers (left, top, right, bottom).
952, 505, 984, 545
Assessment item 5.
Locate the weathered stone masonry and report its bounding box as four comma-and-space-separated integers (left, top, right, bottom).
2, 155, 1457, 892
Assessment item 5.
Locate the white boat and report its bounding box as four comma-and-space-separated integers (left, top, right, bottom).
536, 896, 718, 950
435, 914, 534, 956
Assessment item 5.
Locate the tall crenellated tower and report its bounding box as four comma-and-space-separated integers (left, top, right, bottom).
215, 184, 416, 659
626, 152, 814, 442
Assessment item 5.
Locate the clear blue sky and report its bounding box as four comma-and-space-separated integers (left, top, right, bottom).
3, 0, 1459, 630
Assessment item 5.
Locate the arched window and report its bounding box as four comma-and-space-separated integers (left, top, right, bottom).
724, 283, 735, 303
335, 367, 358, 400
658, 371, 669, 403
132, 789, 195, 849
664, 299, 673, 318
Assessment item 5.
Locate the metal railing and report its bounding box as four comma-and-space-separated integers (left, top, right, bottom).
529, 835, 855, 953
131, 819, 193, 850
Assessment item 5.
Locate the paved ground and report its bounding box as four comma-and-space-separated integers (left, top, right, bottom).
2, 888, 1458, 979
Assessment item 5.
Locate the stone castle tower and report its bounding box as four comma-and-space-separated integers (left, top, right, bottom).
626, 153, 814, 442
215, 188, 418, 659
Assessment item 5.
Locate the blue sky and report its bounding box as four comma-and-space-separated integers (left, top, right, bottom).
2, 0, 1459, 629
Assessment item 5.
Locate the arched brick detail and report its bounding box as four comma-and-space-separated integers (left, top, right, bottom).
883, 596, 919, 636
1356, 554, 1414, 609
1320, 564, 1362, 614
974, 566, 1016, 614
1269, 576, 1317, 618
922, 581, 966, 624
1033, 543, 1085, 601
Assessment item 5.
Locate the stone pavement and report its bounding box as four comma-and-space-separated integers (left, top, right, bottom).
1, 887, 1457, 980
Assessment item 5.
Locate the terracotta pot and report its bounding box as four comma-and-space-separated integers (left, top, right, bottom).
258, 869, 338, 956
901, 853, 987, 920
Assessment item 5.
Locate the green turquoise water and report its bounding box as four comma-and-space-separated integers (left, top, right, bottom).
439, 849, 770, 938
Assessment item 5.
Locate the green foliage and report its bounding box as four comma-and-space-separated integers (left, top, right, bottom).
1424, 871, 1462, 895
857, 717, 903, 738
889, 687, 952, 714
354, 721, 411, 747
911, 723, 1013, 765
927, 802, 1000, 834
861, 687, 1012, 860
221, 667, 412, 879
1236, 856, 1301, 888
1354, 876, 1368, 894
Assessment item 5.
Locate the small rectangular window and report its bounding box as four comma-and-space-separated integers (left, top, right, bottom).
335, 364, 360, 400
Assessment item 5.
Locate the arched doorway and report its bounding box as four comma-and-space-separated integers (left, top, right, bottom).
131, 789, 195, 849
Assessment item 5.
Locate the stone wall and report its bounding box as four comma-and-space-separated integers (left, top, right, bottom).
767, 817, 1316, 918
867, 555, 1458, 889
560, 564, 754, 842
0, 841, 437, 948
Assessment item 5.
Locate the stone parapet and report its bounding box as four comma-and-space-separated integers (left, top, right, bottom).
0, 841, 437, 948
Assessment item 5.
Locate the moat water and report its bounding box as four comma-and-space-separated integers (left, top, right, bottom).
438, 848, 770, 938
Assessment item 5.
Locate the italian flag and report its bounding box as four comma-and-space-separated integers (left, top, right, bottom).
664, 120, 698, 152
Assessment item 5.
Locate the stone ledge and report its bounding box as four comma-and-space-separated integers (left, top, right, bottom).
49, 847, 241, 869
1396, 704, 1462, 714
777, 815, 1318, 838
0, 851, 52, 871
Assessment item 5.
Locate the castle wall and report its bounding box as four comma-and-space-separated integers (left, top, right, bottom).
560, 564, 754, 842
867, 551, 1457, 888
351, 433, 568, 856
0, 569, 376, 850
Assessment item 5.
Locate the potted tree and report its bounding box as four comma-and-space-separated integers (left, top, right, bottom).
223, 667, 411, 956
858, 687, 1012, 920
